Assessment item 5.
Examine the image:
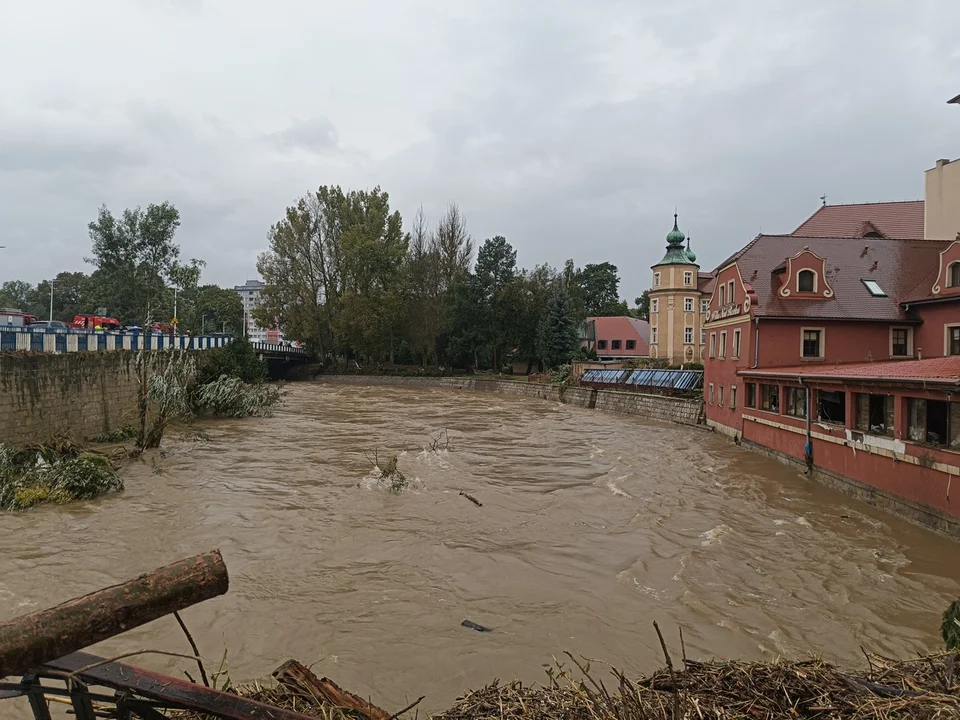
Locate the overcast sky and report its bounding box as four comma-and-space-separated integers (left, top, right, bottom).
1, 0, 958, 302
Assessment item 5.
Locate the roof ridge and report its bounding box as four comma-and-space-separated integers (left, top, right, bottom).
821, 199, 924, 208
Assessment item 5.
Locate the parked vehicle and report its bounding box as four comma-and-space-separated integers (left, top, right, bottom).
72, 315, 121, 331
29, 320, 69, 330
1, 309, 38, 327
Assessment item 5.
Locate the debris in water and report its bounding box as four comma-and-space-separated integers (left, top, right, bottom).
461, 619, 493, 632
460, 490, 482, 507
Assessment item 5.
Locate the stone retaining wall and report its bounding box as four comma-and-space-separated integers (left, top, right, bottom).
0, 352, 140, 447
317, 376, 703, 427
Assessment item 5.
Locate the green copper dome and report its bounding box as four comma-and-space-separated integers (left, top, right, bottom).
685, 237, 697, 263
655, 213, 698, 266
666, 216, 685, 246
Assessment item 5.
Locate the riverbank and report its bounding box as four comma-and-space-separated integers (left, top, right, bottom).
315, 375, 704, 426
182, 649, 959, 719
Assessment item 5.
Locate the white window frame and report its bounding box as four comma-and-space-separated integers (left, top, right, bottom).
727, 280, 735, 303
719, 330, 727, 359
709, 332, 716, 358
708, 383, 715, 404
651, 298, 659, 313
730, 385, 737, 410
946, 324, 960, 356
684, 271, 693, 286
732, 329, 742, 359
700, 328, 706, 345
700, 299, 709, 314
684, 327, 693, 344
718, 385, 724, 407
654, 272, 661, 287
684, 297, 694, 312
651, 327, 659, 344
800, 326, 825, 360
719, 284, 726, 306
889, 326, 912, 358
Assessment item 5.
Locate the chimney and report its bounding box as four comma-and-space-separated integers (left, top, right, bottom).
870, 260, 878, 272
860, 245, 869, 258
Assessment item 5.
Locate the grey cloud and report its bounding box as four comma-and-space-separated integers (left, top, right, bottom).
0, 0, 958, 302
263, 117, 339, 153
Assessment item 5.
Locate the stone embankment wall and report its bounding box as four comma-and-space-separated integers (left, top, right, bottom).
0, 353, 140, 447
318, 376, 704, 426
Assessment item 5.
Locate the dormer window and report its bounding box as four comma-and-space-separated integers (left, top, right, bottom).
797, 270, 815, 292
950, 262, 960, 287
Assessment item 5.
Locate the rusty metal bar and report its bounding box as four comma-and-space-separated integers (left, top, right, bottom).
43, 651, 321, 720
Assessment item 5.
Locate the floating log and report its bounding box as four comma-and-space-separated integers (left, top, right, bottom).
459, 491, 482, 507
461, 619, 492, 632
0, 550, 229, 679
273, 659, 390, 720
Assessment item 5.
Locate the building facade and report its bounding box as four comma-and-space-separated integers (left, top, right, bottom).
648, 216, 714, 365
582, 316, 650, 361
703, 222, 960, 533
234, 279, 281, 343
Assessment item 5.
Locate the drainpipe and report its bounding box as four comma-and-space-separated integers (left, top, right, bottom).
800, 376, 813, 474
751, 317, 760, 369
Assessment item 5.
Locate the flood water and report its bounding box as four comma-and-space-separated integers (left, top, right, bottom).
2, 382, 959, 716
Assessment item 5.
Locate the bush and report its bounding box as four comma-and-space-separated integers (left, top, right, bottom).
0, 445, 122, 511
197, 337, 267, 385
195, 375, 282, 417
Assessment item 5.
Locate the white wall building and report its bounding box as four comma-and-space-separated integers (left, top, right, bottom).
233, 279, 282, 343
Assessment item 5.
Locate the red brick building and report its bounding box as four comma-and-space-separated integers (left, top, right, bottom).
703, 210, 960, 534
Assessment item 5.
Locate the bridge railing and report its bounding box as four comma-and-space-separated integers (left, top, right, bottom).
250, 340, 308, 355
0, 328, 233, 353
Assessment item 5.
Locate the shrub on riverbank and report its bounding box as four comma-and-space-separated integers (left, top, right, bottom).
196, 337, 267, 385
0, 443, 122, 511
195, 375, 282, 417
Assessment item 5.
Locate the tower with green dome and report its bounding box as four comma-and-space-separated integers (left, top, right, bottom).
648, 213, 706, 365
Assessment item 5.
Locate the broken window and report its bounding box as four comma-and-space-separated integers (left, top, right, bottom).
856, 394, 894, 436
908, 398, 960, 448
817, 390, 846, 425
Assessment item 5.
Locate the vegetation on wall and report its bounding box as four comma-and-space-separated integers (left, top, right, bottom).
0, 443, 123, 511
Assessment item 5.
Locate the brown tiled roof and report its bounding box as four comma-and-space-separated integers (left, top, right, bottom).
733, 235, 948, 321
791, 200, 924, 239
740, 356, 960, 385
588, 316, 650, 355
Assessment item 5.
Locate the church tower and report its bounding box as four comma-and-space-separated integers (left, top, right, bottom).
648, 214, 704, 365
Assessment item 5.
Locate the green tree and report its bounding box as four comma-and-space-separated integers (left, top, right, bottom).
196, 284, 244, 335
536, 288, 578, 369
168, 259, 206, 332
34, 272, 92, 322
257, 185, 408, 358
85, 202, 182, 324
0, 280, 36, 312
633, 290, 650, 321
196, 335, 267, 385
444, 272, 487, 369
403, 206, 444, 365
577, 262, 628, 317
475, 235, 518, 370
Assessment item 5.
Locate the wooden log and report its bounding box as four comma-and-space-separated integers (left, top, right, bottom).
273, 659, 390, 720
0, 550, 229, 679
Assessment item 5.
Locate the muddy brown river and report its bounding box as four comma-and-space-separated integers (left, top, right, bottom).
2, 383, 959, 717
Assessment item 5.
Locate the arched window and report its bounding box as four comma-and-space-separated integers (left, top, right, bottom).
950, 262, 960, 288
798, 270, 815, 292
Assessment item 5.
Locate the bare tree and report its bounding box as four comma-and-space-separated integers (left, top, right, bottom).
434, 201, 473, 289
